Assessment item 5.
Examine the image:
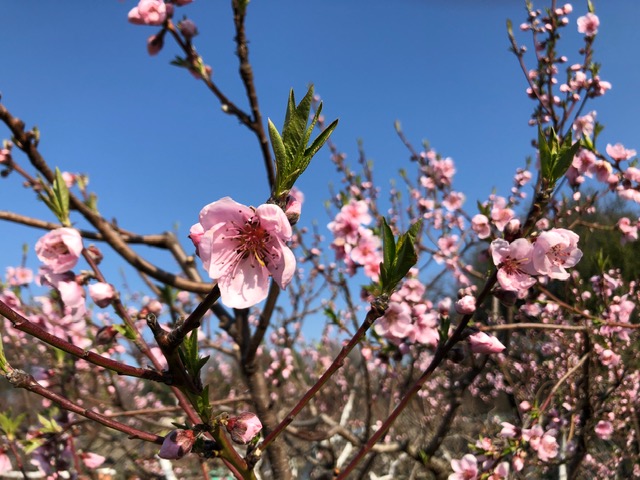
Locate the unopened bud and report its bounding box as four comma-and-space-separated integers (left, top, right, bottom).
226, 412, 262, 444
158, 429, 195, 459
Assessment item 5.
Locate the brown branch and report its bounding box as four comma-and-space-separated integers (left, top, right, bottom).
0, 299, 167, 383
0, 103, 212, 294
4, 369, 163, 445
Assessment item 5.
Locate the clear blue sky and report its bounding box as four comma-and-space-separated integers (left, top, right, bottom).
1, 1, 639, 294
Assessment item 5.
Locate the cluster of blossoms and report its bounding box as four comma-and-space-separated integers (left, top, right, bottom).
327, 199, 382, 281
490, 228, 583, 293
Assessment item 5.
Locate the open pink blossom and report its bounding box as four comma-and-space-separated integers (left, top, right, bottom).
195, 197, 295, 308
471, 214, 491, 239
594, 420, 614, 440
449, 453, 478, 480
490, 238, 536, 291
0, 451, 12, 474
606, 143, 636, 162
128, 0, 167, 26
375, 301, 413, 343
226, 412, 262, 444
80, 452, 105, 470
468, 331, 505, 354
577, 12, 599, 36
35, 228, 83, 274
531, 228, 582, 280
5, 266, 34, 286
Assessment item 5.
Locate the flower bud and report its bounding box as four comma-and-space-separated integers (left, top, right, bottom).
147, 33, 164, 56
94, 325, 118, 346
226, 412, 262, 444
158, 429, 195, 459
89, 282, 116, 308
468, 331, 506, 354
455, 295, 476, 315
179, 19, 198, 40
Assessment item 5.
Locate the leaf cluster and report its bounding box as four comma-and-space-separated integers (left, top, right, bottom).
268, 85, 338, 200
538, 126, 581, 187
379, 219, 421, 295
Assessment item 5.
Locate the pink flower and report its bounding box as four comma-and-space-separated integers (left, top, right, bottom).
617, 217, 638, 244
226, 412, 262, 444
80, 452, 105, 470
5, 266, 34, 286
35, 228, 83, 274
607, 143, 636, 162
88, 282, 116, 308
178, 19, 198, 40
490, 197, 515, 232
0, 451, 12, 474
158, 429, 195, 459
147, 33, 164, 56
577, 12, 599, 36
531, 228, 582, 280
195, 197, 295, 308
490, 238, 536, 292
375, 301, 413, 342
468, 331, 505, 354
471, 214, 491, 239
449, 453, 478, 480
61, 171, 76, 188
500, 422, 519, 438
455, 295, 476, 315
594, 420, 614, 440
128, 0, 167, 26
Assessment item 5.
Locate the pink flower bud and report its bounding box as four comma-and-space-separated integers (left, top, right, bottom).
179, 19, 198, 40
158, 429, 195, 459
284, 187, 304, 225
94, 325, 118, 346
455, 295, 476, 315
35, 228, 84, 274
89, 282, 116, 308
226, 412, 262, 444
468, 331, 506, 354
128, 0, 167, 26
147, 33, 164, 56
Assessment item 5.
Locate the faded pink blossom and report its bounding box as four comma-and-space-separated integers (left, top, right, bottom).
490, 238, 536, 291
89, 282, 116, 308
573, 111, 596, 138
0, 451, 12, 474
449, 453, 478, 480
128, 0, 167, 26
61, 171, 76, 188
624, 166, 640, 183
442, 191, 465, 211
531, 228, 582, 280
617, 217, 638, 244
0, 148, 11, 164
606, 143, 636, 162
5, 266, 34, 286
523, 426, 558, 462
195, 197, 295, 308
226, 412, 262, 444
490, 196, 515, 232
375, 301, 413, 342
158, 429, 195, 459
594, 420, 614, 440
35, 228, 83, 274
599, 348, 621, 367
455, 295, 476, 315
471, 214, 491, 239
468, 331, 505, 354
577, 12, 599, 36
80, 452, 105, 469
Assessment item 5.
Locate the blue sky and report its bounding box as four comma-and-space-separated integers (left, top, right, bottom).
1, 1, 639, 298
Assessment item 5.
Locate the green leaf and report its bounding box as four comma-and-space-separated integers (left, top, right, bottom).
38, 414, 62, 434
538, 126, 553, 180
379, 219, 421, 294
0, 412, 26, 440
112, 323, 137, 340
270, 85, 338, 199
552, 133, 581, 181
0, 336, 8, 374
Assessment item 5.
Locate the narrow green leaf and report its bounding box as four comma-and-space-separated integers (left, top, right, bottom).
53, 168, 70, 226
305, 119, 338, 160
538, 126, 553, 179
381, 218, 396, 270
